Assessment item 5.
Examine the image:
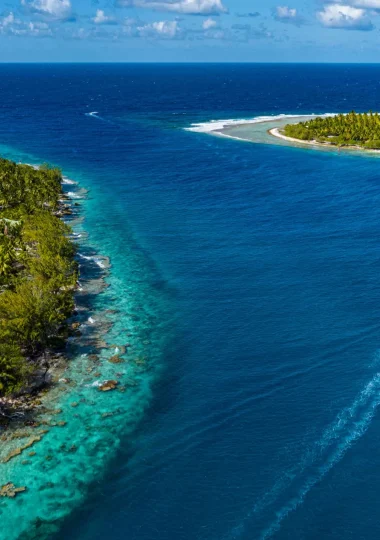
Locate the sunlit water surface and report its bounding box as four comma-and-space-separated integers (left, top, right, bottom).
1, 64, 380, 540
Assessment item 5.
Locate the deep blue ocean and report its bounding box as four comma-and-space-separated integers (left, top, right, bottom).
2, 64, 380, 539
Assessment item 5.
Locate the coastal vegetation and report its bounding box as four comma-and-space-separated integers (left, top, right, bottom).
283, 111, 380, 149
0, 158, 77, 396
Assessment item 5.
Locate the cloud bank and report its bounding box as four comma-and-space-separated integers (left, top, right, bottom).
21, 0, 73, 20
0, 11, 52, 35
116, 0, 227, 15
317, 4, 374, 30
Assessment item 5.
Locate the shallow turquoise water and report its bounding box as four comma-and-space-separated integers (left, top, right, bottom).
0, 145, 173, 540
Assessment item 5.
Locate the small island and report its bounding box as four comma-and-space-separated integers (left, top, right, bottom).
281, 111, 380, 150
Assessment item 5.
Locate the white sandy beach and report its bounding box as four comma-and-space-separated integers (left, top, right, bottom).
269, 127, 332, 147
269, 126, 380, 153
187, 114, 380, 155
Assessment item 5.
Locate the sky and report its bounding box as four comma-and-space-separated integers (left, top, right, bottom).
1, 0, 380, 62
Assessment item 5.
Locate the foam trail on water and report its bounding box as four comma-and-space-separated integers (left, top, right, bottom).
227, 371, 380, 540
185, 113, 338, 134
85, 111, 115, 126
85, 112, 112, 123
261, 372, 380, 538
85, 111, 138, 133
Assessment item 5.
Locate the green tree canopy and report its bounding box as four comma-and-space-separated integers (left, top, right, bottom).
0, 159, 77, 395
283, 111, 380, 149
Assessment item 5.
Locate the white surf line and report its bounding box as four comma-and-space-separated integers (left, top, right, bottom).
62, 177, 77, 185
67, 191, 84, 199
78, 252, 107, 269
226, 370, 380, 540
185, 113, 338, 134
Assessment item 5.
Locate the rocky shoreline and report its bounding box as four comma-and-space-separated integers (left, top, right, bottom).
0, 191, 81, 426
0, 180, 121, 495
0, 166, 163, 540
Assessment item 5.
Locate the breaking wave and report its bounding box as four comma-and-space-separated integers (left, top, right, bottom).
78, 252, 106, 269
62, 176, 77, 185
185, 113, 338, 134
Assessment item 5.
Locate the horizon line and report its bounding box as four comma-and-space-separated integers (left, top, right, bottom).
2, 61, 380, 65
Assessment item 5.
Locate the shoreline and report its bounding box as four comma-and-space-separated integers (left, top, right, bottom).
0, 166, 80, 424
268, 126, 380, 153
269, 127, 333, 147
0, 160, 165, 540
187, 114, 380, 156
0, 172, 121, 426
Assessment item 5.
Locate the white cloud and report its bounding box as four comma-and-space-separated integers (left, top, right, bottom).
27, 20, 53, 35
276, 6, 297, 19
137, 20, 181, 37
0, 11, 52, 35
202, 17, 217, 29
117, 0, 227, 15
92, 9, 117, 24
317, 4, 374, 30
334, 0, 380, 8
273, 5, 304, 25
21, 0, 73, 20
0, 12, 17, 27
122, 16, 179, 37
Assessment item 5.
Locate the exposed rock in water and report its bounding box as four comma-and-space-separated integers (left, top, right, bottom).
98, 380, 118, 392
70, 322, 81, 331
108, 355, 123, 364
3, 447, 22, 462
2, 435, 42, 463
0, 483, 26, 498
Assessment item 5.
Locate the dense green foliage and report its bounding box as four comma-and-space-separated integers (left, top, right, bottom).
283, 111, 380, 149
0, 158, 77, 395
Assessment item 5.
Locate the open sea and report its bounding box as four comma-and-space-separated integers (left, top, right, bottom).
2, 63, 380, 539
